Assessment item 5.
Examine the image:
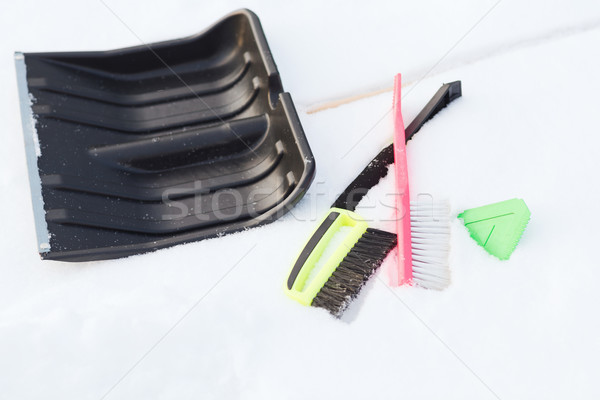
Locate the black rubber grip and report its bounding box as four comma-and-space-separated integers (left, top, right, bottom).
287, 211, 340, 290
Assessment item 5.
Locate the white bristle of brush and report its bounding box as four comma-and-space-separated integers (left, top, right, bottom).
409, 200, 451, 290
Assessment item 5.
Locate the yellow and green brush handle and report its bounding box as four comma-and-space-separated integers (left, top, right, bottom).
285, 208, 368, 305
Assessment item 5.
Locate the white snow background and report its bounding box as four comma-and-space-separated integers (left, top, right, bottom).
1, 0, 600, 399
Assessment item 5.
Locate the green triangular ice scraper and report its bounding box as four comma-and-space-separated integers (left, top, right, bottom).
458, 198, 530, 260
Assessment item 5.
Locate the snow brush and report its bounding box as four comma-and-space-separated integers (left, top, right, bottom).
391, 74, 458, 290
284, 79, 462, 317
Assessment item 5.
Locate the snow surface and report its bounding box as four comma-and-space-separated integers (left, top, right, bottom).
1, 1, 600, 399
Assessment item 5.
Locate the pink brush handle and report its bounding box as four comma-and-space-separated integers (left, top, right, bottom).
391, 74, 413, 286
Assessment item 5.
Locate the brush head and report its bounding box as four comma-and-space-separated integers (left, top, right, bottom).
311, 228, 397, 317
410, 201, 451, 290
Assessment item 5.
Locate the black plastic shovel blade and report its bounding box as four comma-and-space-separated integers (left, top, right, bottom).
15, 9, 315, 261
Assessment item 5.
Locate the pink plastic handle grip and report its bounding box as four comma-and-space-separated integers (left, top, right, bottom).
391, 74, 413, 286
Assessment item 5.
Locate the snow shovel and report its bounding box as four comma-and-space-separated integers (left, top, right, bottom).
15, 9, 315, 261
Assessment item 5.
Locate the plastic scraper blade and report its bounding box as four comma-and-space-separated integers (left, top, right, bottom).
458, 198, 531, 260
